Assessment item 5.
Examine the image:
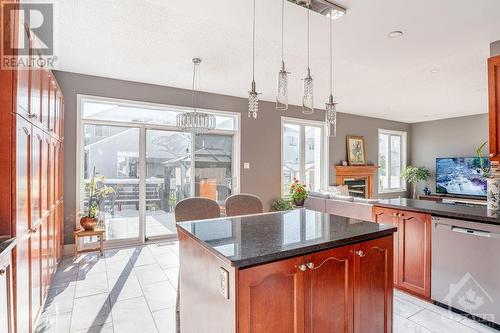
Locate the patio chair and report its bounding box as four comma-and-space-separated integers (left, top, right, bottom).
174, 197, 221, 332
224, 193, 264, 217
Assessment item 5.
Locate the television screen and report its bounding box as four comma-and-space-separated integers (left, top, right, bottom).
436, 157, 489, 197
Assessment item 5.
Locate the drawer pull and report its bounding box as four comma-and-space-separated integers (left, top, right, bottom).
354, 250, 366, 257
306, 262, 315, 269
297, 264, 307, 272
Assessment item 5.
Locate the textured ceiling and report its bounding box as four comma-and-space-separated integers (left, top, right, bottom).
54, 0, 500, 123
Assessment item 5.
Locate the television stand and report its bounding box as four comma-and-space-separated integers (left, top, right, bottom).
418, 194, 487, 206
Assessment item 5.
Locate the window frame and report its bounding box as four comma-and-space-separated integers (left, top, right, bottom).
281, 116, 328, 196
378, 128, 407, 194
76, 94, 241, 246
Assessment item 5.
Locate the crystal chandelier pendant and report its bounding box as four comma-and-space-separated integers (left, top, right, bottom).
276, 61, 289, 110
248, 80, 259, 119
302, 67, 314, 114
176, 58, 216, 134
325, 94, 337, 137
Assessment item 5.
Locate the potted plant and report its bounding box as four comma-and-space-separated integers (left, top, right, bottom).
401, 166, 431, 199
80, 169, 115, 230
271, 198, 293, 211
289, 179, 308, 207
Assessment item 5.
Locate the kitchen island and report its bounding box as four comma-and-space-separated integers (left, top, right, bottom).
177, 209, 396, 333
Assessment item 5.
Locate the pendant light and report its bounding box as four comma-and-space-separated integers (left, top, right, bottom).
248, 0, 260, 119
276, 0, 289, 110
325, 9, 338, 137
176, 58, 216, 134
302, 4, 314, 114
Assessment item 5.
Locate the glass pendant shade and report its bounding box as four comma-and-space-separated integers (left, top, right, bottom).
248, 80, 259, 119
276, 61, 289, 110
325, 94, 337, 137
302, 68, 314, 114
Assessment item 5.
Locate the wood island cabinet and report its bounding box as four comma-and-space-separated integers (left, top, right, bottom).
373, 207, 431, 299
0, 0, 65, 331
237, 236, 393, 333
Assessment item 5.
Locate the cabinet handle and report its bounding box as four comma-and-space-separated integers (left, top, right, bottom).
354, 250, 366, 257
398, 213, 404, 217
306, 262, 315, 269
0, 267, 5, 276
297, 264, 307, 272
28, 113, 38, 120
392, 213, 398, 217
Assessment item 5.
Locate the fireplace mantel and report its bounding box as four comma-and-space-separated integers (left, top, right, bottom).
335, 165, 378, 198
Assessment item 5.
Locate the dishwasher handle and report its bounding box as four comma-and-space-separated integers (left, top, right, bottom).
435, 222, 494, 238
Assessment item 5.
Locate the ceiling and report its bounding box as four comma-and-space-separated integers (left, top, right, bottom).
54, 0, 500, 123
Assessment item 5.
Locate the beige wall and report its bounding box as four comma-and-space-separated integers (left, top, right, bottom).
410, 114, 488, 194
54, 70, 410, 244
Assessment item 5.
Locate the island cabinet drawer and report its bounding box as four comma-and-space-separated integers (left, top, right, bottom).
372, 207, 431, 300
237, 236, 393, 333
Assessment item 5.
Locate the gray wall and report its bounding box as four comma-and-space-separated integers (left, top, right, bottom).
491, 40, 500, 57
54, 70, 410, 244
410, 113, 488, 194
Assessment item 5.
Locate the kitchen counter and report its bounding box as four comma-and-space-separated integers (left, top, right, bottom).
177, 208, 396, 268
177, 208, 396, 333
375, 198, 500, 226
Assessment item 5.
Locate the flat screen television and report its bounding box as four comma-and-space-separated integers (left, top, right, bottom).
436, 157, 490, 197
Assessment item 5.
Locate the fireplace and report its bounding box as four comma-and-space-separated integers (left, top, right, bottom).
335, 165, 378, 198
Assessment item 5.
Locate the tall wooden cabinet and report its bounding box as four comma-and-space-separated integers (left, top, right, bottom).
373, 207, 431, 299
0, 0, 65, 331
489, 55, 500, 160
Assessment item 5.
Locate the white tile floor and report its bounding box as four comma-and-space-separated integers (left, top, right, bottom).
35, 242, 498, 333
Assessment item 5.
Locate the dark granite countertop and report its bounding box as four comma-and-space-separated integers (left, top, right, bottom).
375, 198, 500, 226
0, 236, 16, 257
177, 209, 396, 268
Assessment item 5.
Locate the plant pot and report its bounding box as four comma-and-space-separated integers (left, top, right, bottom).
487, 178, 500, 211
293, 199, 305, 207
80, 217, 98, 231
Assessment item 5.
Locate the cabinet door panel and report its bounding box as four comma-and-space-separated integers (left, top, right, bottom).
40, 220, 49, 297
32, 127, 43, 224
30, 52, 43, 125
0, 251, 14, 333
353, 236, 393, 333
239, 256, 305, 333
398, 211, 431, 298
306, 246, 353, 333
16, 115, 31, 235
15, 25, 30, 118
372, 207, 400, 286
489, 56, 500, 161
41, 70, 50, 130
15, 236, 32, 333
49, 79, 56, 134
31, 225, 42, 322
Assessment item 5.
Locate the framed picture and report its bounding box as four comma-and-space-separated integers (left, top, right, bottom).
346, 135, 366, 165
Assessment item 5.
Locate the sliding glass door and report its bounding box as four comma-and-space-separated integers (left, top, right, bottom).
145, 130, 192, 239
79, 96, 240, 245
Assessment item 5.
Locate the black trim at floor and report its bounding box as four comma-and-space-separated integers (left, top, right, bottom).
434, 301, 500, 331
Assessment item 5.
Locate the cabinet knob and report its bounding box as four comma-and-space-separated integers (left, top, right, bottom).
392, 213, 398, 217
306, 262, 315, 269
354, 250, 366, 257
0, 267, 5, 276
297, 264, 307, 272
398, 213, 404, 217
28, 113, 38, 120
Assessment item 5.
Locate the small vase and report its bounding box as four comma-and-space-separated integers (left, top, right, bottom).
80, 217, 98, 231
294, 199, 305, 207
487, 178, 500, 211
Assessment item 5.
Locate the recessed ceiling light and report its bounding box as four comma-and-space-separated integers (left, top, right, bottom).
388, 31, 403, 38
430, 68, 440, 74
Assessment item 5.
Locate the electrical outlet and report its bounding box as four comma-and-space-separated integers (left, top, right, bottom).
220, 267, 229, 299
244, 162, 250, 169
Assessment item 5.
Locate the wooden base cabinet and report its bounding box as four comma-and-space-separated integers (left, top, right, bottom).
0, 249, 14, 333
238, 236, 393, 333
373, 207, 431, 299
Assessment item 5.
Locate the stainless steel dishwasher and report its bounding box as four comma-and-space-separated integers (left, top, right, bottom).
432, 216, 500, 326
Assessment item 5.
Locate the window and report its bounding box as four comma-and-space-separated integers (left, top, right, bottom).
378, 129, 407, 193
282, 117, 326, 194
